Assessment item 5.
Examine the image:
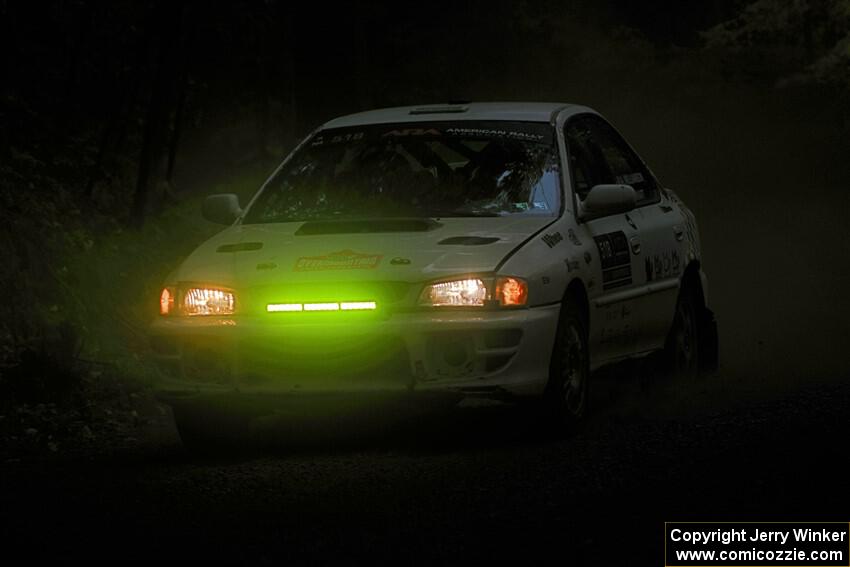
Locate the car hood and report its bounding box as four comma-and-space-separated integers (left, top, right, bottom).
173, 216, 555, 288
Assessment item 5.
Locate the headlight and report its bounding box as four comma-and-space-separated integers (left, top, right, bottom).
159, 286, 236, 316
419, 277, 527, 308
183, 287, 236, 316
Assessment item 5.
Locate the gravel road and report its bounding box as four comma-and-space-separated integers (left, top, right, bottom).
1, 366, 847, 564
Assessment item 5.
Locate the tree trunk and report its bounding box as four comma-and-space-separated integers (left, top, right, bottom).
130, 0, 183, 227
165, 15, 193, 192
352, 6, 371, 111
87, 10, 156, 200
283, 5, 299, 142
165, 66, 188, 187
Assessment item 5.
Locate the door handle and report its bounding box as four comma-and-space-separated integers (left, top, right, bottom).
629, 236, 641, 255
673, 225, 684, 241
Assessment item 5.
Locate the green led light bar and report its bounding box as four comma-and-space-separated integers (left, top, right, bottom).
267, 301, 377, 313
340, 301, 377, 311
304, 302, 339, 312
267, 303, 303, 312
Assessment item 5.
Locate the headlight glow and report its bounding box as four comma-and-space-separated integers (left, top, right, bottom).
182, 287, 235, 316
419, 278, 489, 307
419, 277, 528, 308
495, 277, 528, 306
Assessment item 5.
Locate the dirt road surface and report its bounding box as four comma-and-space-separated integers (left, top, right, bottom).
1, 365, 847, 564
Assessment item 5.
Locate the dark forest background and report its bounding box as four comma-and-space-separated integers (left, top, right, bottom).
1, 0, 849, 456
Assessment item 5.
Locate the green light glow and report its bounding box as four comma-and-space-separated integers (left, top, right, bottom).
267, 300, 378, 313
267, 303, 303, 312
340, 301, 377, 311
304, 302, 340, 311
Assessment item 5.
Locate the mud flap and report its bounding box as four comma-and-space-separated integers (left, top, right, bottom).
698, 308, 719, 373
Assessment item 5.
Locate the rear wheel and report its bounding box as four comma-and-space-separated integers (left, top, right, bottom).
543, 301, 589, 428
665, 284, 700, 379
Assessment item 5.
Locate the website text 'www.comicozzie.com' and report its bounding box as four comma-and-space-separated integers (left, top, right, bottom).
665, 522, 849, 567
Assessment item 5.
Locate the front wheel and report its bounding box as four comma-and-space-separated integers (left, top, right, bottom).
543, 301, 590, 428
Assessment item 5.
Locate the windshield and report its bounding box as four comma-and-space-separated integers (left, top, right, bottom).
243, 121, 561, 223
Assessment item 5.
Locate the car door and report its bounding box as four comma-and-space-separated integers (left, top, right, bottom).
576, 115, 682, 354
564, 115, 645, 363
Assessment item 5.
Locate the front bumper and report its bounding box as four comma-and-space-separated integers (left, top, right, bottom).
149, 304, 561, 400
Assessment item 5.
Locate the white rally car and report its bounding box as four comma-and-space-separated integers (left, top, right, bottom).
150, 102, 717, 443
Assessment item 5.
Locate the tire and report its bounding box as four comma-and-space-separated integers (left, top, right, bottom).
664, 283, 700, 380
543, 300, 590, 428
698, 308, 719, 374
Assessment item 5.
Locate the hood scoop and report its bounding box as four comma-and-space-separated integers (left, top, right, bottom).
217, 242, 263, 253
296, 218, 442, 236
438, 236, 500, 246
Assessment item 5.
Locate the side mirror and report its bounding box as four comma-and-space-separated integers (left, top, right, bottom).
202, 194, 242, 225
580, 184, 637, 220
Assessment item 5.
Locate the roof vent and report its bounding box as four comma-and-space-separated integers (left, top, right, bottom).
409, 105, 469, 115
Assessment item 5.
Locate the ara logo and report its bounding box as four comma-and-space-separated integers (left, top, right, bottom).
382, 128, 441, 137
541, 232, 563, 248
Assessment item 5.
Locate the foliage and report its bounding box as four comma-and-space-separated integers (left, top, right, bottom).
702, 0, 850, 89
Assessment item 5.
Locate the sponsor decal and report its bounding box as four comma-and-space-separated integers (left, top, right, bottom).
647, 249, 681, 280
567, 228, 582, 246
390, 257, 411, 265
256, 262, 278, 271
594, 231, 632, 290
541, 231, 563, 248
310, 132, 365, 146
615, 172, 644, 185
382, 128, 441, 137
604, 303, 632, 322
294, 249, 383, 272
444, 127, 544, 141
310, 121, 554, 148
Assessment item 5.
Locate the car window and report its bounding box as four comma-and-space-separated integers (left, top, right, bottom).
565, 118, 609, 200
565, 116, 658, 205
244, 121, 561, 223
